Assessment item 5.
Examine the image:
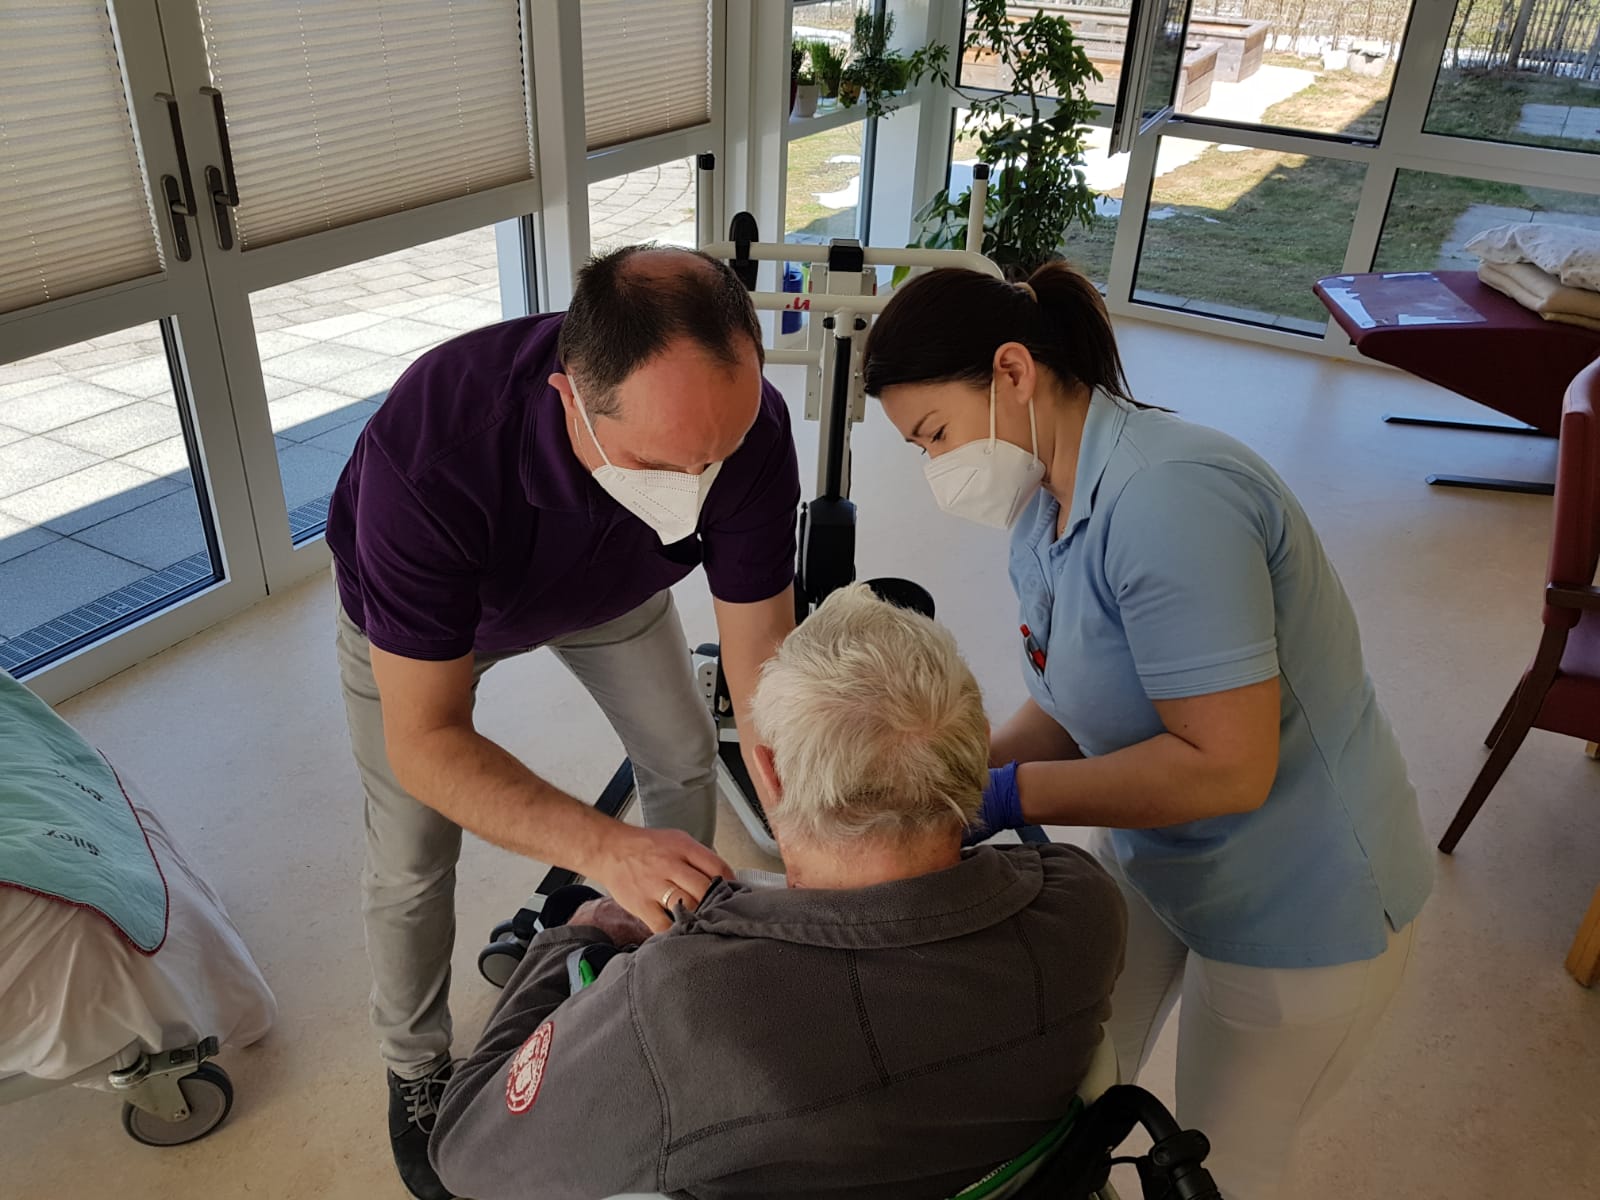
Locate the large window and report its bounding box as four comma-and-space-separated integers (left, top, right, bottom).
0, 324, 219, 674
1426, 0, 1600, 154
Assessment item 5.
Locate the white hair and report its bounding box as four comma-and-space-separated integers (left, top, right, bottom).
751, 583, 988, 844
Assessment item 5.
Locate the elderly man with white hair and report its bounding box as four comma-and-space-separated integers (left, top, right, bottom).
430, 585, 1126, 1200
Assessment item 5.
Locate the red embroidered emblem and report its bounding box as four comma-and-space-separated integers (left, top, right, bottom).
504, 1022, 554, 1114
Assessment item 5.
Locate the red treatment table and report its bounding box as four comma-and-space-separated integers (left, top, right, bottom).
1314, 270, 1600, 495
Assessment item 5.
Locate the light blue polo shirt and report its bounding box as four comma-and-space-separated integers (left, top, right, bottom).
1010, 393, 1432, 968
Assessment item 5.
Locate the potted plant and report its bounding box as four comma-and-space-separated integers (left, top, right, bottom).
795, 67, 820, 119
790, 40, 804, 115
905, 0, 1102, 279
808, 38, 845, 107
846, 8, 902, 119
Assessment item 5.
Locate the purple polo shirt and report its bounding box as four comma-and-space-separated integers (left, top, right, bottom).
325, 313, 799, 661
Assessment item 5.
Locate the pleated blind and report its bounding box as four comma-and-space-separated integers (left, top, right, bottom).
196, 0, 535, 250
0, 2, 163, 316
583, 0, 713, 151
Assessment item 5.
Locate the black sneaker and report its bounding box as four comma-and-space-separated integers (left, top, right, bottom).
387, 1059, 456, 1200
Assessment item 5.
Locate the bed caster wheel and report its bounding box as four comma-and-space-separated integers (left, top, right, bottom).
489, 916, 518, 942
121, 1063, 234, 1147
478, 937, 526, 989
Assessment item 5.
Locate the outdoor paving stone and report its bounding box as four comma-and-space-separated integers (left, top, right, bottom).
49, 343, 149, 372
363, 271, 430, 290
0, 357, 62, 384
402, 278, 471, 298
263, 343, 387, 386
251, 330, 316, 359
262, 375, 303, 400
0, 437, 101, 498
1532, 210, 1600, 231
285, 301, 366, 324
0, 376, 55, 404
0, 510, 60, 565
411, 296, 504, 330
334, 317, 456, 355
0, 380, 145, 434
48, 400, 182, 457
305, 413, 373, 460
119, 435, 194, 479
72, 489, 208, 571
275, 442, 349, 510
279, 311, 387, 341
320, 363, 402, 401
271, 391, 379, 443
254, 314, 293, 333
0, 461, 180, 534
85, 356, 175, 399
0, 424, 25, 448
0, 537, 149, 639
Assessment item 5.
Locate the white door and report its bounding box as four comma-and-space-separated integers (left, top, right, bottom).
1, 0, 265, 700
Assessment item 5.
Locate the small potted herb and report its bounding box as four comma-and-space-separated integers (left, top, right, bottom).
790, 40, 804, 115
795, 68, 819, 118
808, 38, 845, 107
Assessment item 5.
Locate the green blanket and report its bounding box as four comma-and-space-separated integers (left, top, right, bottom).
0, 671, 167, 953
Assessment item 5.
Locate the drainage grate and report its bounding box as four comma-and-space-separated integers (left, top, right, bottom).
288, 494, 332, 543
1, 551, 217, 675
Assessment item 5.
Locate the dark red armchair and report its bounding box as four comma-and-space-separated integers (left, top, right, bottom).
1439, 358, 1600, 858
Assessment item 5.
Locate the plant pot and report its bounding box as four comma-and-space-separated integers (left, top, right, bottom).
1322, 49, 1350, 71
838, 79, 861, 108
795, 83, 820, 119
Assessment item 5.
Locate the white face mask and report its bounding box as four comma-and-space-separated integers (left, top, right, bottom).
923, 378, 1045, 530
570, 380, 722, 545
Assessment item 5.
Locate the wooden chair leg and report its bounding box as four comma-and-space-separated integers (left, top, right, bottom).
1439, 710, 1538, 854
1485, 687, 1520, 749
1566, 884, 1600, 988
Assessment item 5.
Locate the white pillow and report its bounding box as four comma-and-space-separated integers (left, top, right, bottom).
1464, 222, 1600, 292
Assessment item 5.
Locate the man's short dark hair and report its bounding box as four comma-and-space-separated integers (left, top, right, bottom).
558, 245, 764, 416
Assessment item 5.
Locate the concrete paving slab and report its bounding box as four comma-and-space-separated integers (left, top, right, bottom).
48, 400, 182, 457
275, 443, 350, 510
0, 537, 148, 639
0, 437, 101, 498
118, 435, 193, 479
0, 510, 60, 565
0, 461, 180, 534
271, 392, 379, 443
0, 381, 144, 434
85, 356, 175, 399
72, 489, 208, 571
263, 343, 387, 387
334, 317, 456, 356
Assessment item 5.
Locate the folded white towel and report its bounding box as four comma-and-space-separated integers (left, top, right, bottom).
1477, 261, 1600, 332
1466, 222, 1600, 292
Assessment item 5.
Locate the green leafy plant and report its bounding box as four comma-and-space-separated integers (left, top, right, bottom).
791, 40, 805, 81
905, 0, 1102, 280
847, 8, 905, 120
808, 38, 845, 99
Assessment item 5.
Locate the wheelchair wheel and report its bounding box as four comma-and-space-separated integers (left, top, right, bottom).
121, 1063, 233, 1147
478, 937, 526, 988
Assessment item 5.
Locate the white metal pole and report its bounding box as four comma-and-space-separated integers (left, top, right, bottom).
966, 162, 988, 254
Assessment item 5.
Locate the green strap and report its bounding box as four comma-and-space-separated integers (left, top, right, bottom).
952, 1097, 1084, 1200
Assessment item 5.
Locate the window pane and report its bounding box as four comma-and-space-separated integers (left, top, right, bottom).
947, 107, 1124, 287
1133, 139, 1365, 332
958, 1, 1131, 106
589, 159, 699, 256
1426, 1, 1600, 154
1175, 4, 1412, 139
1373, 169, 1600, 272
0, 323, 219, 674
787, 123, 867, 243
249, 227, 505, 542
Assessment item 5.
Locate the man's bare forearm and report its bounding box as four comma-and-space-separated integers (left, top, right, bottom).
390, 725, 611, 874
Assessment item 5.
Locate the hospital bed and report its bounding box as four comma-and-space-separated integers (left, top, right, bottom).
0, 675, 276, 1146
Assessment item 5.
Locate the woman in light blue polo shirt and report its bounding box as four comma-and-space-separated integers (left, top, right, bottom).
864, 264, 1432, 1199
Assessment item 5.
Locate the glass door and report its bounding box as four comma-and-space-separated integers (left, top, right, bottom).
151, 0, 543, 590
0, 0, 264, 698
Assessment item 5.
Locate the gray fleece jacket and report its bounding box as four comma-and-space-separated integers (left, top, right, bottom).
431, 843, 1126, 1200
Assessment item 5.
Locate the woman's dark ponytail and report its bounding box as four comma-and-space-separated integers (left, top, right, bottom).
863, 261, 1138, 407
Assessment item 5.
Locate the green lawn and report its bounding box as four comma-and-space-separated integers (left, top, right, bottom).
786, 123, 866, 239
1426, 70, 1600, 153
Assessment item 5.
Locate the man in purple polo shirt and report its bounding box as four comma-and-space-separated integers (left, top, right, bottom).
326, 246, 799, 1200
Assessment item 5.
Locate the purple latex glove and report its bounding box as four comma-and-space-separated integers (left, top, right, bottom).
964, 762, 1024, 846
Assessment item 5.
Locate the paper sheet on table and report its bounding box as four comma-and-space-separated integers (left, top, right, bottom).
1323, 272, 1486, 328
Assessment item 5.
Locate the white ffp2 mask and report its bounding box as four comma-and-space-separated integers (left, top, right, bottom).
571, 382, 721, 545
923, 378, 1045, 529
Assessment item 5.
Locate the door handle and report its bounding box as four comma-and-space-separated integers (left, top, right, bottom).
154, 93, 196, 262
199, 87, 240, 251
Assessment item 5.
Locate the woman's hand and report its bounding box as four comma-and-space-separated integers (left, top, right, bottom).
963, 763, 1027, 845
